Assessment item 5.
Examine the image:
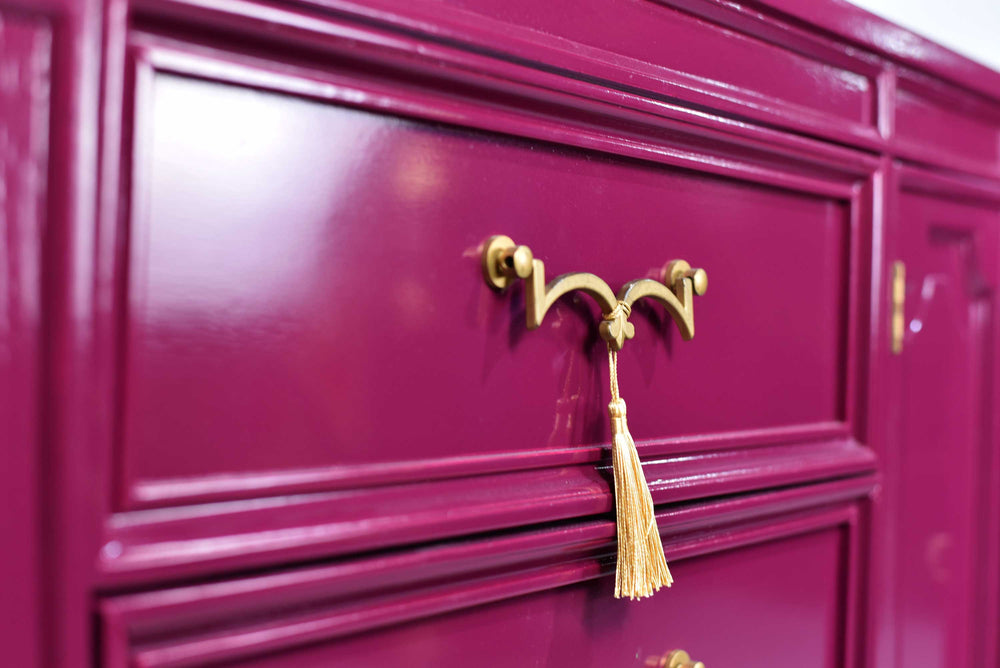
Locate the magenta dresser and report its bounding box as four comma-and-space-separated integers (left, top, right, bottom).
4, 0, 1000, 666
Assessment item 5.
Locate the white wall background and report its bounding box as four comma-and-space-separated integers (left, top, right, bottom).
847, 0, 1000, 72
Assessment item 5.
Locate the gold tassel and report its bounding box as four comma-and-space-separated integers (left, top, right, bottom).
606, 318, 673, 600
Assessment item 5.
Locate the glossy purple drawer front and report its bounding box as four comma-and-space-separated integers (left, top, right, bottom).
260, 530, 848, 668
118, 53, 856, 509
248, 531, 846, 668
100, 497, 863, 668
895, 77, 1000, 175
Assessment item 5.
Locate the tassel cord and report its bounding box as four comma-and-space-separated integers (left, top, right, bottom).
604, 301, 673, 600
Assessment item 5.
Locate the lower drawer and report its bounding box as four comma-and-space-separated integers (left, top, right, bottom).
100, 487, 865, 667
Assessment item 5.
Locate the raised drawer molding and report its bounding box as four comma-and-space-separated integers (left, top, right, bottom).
4, 0, 1000, 667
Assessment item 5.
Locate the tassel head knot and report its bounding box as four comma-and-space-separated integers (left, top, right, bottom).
600, 301, 635, 351
609, 398, 628, 434
608, 397, 627, 418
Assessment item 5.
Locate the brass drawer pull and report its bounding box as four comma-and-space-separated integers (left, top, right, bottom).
481, 234, 707, 351
646, 649, 706, 668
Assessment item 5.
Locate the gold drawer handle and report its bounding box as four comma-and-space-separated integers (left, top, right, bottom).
481, 234, 707, 351
646, 649, 706, 668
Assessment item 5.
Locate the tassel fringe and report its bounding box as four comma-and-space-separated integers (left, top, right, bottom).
608, 345, 673, 600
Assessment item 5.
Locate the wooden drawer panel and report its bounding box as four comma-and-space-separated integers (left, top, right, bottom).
895, 73, 1000, 176
112, 35, 873, 512
100, 488, 866, 667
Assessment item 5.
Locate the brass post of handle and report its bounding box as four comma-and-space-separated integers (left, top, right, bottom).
645, 649, 706, 668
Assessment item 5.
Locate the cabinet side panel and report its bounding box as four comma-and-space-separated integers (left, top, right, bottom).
0, 10, 50, 668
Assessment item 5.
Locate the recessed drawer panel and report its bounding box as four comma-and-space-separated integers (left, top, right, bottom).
100, 499, 862, 668
895, 74, 1000, 176
115, 41, 867, 510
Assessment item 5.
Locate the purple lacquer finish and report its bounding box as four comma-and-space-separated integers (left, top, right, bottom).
4, 0, 1000, 666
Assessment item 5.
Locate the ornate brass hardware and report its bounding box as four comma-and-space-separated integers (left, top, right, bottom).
481, 235, 707, 350
645, 649, 706, 668
891, 260, 906, 354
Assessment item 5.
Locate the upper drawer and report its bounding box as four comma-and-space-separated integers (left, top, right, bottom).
111, 32, 875, 511
894, 70, 1000, 176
